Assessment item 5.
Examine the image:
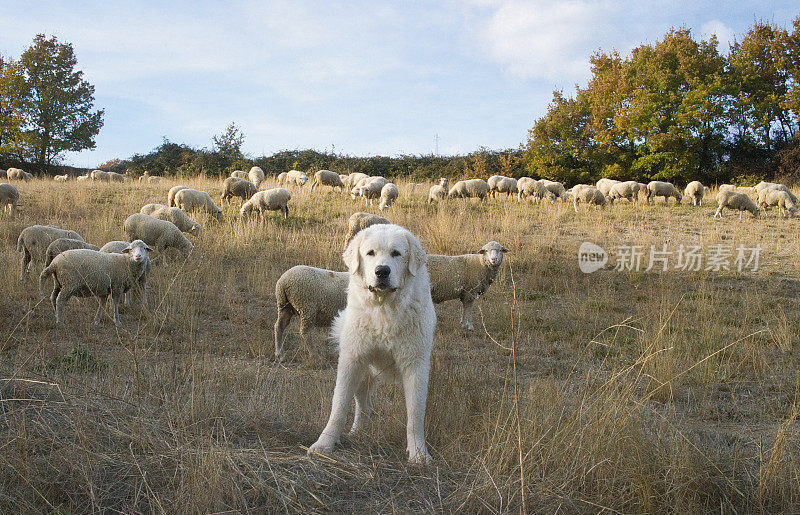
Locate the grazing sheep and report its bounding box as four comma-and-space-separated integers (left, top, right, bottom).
17, 225, 84, 280
596, 178, 621, 196
379, 183, 399, 211
276, 172, 288, 185
339, 174, 349, 187
54, 174, 69, 182
221, 177, 258, 204
231, 170, 249, 179
428, 178, 449, 203
123, 214, 194, 258
539, 179, 568, 200
100, 240, 152, 307
608, 181, 645, 205
44, 238, 99, 267
427, 241, 508, 331
174, 188, 223, 221
719, 184, 756, 196
344, 212, 390, 246
355, 176, 389, 202
286, 170, 308, 187
138, 171, 150, 182
91, 170, 124, 182
486, 175, 504, 197
310, 169, 345, 192
7, 168, 32, 181
39, 240, 153, 325
76, 174, 90, 182
756, 182, 798, 204
493, 177, 518, 198
646, 181, 682, 205
249, 166, 266, 188
758, 189, 797, 218
240, 188, 291, 221
573, 186, 608, 212
147, 176, 162, 183
684, 181, 705, 206
1, 183, 19, 216
519, 178, 555, 202
168, 185, 189, 207
273, 265, 349, 362
715, 190, 760, 218
140, 204, 203, 235
448, 179, 489, 203
344, 172, 369, 191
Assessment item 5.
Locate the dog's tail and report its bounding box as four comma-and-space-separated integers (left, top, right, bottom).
327, 310, 346, 354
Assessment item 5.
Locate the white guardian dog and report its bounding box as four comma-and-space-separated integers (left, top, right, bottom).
308, 223, 436, 464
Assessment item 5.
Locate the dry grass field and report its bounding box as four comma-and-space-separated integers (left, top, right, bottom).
1, 176, 800, 512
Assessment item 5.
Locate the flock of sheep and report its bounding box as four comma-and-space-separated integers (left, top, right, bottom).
2, 166, 514, 363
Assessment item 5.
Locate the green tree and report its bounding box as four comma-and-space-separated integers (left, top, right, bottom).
0, 54, 26, 159
213, 122, 245, 162
18, 34, 104, 170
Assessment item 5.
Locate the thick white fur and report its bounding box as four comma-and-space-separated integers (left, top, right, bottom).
308, 224, 436, 464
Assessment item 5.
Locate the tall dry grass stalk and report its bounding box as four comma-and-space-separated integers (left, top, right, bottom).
0, 177, 799, 511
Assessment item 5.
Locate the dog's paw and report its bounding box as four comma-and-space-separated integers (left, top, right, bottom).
308, 437, 336, 456
407, 450, 432, 466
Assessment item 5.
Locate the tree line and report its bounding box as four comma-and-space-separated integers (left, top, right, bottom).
524, 18, 800, 187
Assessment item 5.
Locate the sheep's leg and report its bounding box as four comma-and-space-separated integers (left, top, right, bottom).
54, 290, 71, 325
274, 306, 294, 361
714, 207, 722, 218
111, 292, 122, 325
282, 205, 288, 220
94, 295, 109, 325
460, 299, 475, 331
309, 357, 364, 454
351, 374, 376, 434
20, 248, 31, 280
50, 284, 60, 312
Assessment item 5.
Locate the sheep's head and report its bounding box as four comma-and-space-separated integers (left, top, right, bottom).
479, 242, 508, 267
123, 240, 153, 265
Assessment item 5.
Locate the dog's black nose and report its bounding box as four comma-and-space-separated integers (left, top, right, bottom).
375, 265, 391, 278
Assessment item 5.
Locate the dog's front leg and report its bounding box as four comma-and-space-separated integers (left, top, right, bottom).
309, 355, 363, 455
402, 358, 432, 465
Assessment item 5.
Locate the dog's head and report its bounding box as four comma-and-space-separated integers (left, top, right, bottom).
343, 224, 426, 295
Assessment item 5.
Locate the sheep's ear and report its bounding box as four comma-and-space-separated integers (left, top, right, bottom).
343, 232, 363, 276
144, 244, 154, 252
501, 246, 509, 253
478, 248, 486, 254
406, 232, 426, 277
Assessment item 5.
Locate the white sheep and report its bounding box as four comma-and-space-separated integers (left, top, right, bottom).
173, 188, 223, 221
448, 179, 489, 202
39, 240, 153, 325
123, 213, 194, 258
344, 172, 369, 191
276, 172, 288, 185
221, 177, 257, 204
249, 166, 266, 188
428, 178, 449, 203
646, 181, 682, 205
714, 190, 760, 218
378, 183, 399, 211
7, 168, 33, 181
44, 238, 99, 267
17, 225, 84, 280
147, 176, 162, 183
286, 170, 308, 187
240, 188, 291, 220
518, 178, 555, 203
89, 169, 111, 181
230, 170, 249, 179
310, 170, 345, 192
168, 185, 189, 207
273, 265, 349, 362
100, 240, 152, 307
684, 181, 705, 206
573, 186, 607, 212
427, 241, 508, 331
355, 176, 388, 202
486, 175, 504, 197
344, 212, 390, 246
719, 184, 756, 196
608, 181, 644, 205
140, 204, 203, 235
756, 182, 798, 204
540, 179, 568, 200
758, 189, 796, 218
493, 177, 518, 198
596, 178, 621, 196
76, 174, 90, 182
0, 183, 19, 216
53, 174, 69, 182
339, 174, 349, 188
138, 171, 150, 182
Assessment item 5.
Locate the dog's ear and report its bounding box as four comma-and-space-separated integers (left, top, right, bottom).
406, 231, 427, 277
343, 231, 363, 275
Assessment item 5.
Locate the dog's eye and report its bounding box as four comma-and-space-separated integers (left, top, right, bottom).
390, 250, 401, 257
366, 250, 375, 256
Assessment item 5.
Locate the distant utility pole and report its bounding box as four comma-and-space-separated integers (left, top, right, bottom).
434, 133, 440, 156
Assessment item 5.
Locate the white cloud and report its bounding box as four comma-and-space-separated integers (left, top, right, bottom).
700, 19, 735, 52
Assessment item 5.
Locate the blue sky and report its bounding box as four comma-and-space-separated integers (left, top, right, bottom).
0, 1, 797, 167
